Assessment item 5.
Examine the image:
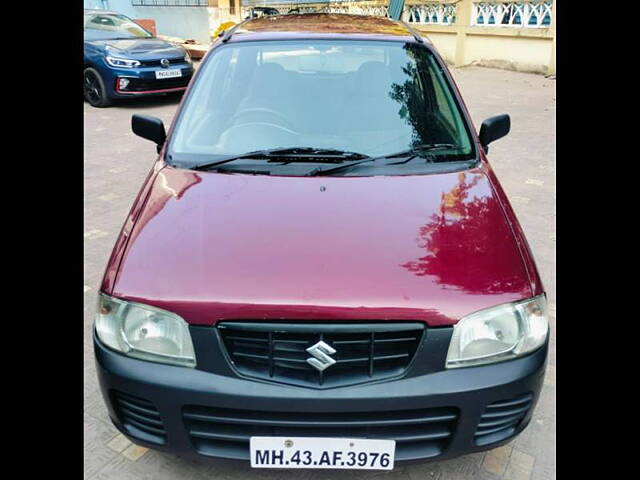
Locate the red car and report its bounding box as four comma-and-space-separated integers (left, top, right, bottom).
94, 14, 548, 470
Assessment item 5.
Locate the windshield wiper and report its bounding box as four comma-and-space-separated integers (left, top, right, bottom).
191, 147, 368, 171
306, 144, 464, 176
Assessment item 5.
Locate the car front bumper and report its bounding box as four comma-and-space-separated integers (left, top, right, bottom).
94, 327, 548, 465
104, 64, 194, 98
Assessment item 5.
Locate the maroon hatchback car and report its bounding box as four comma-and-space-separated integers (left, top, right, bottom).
94, 14, 549, 470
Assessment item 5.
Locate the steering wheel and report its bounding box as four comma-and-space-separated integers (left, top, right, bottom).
229, 107, 295, 131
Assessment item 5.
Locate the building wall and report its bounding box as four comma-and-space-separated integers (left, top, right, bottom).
461, 34, 551, 74
407, 0, 555, 75
423, 31, 457, 63
86, 0, 212, 44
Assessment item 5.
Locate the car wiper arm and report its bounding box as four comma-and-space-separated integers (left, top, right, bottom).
192, 147, 367, 171
306, 144, 463, 176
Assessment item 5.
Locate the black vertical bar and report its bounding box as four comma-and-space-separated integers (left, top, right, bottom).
268, 331, 274, 377
369, 332, 375, 377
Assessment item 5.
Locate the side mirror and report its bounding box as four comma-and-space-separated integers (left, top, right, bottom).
132, 114, 166, 153
478, 114, 510, 153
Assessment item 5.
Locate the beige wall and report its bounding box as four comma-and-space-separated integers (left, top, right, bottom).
421, 28, 554, 75
415, 0, 556, 75
424, 32, 458, 62
464, 35, 551, 74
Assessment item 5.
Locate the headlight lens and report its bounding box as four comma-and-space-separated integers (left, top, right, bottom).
446, 295, 548, 368
105, 56, 141, 68
184, 51, 192, 63
95, 294, 196, 367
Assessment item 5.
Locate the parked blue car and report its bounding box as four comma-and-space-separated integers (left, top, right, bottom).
84, 9, 195, 107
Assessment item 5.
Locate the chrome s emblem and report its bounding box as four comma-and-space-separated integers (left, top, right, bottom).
160, 58, 170, 67
306, 341, 337, 371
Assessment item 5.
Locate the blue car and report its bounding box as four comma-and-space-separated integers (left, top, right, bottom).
84, 9, 195, 107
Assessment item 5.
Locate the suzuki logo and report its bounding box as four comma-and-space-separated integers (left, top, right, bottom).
306, 341, 337, 372
160, 58, 170, 67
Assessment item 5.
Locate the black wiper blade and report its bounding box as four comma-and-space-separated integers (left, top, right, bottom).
215, 168, 271, 175
385, 144, 464, 165
387, 143, 460, 158
191, 148, 286, 171
306, 144, 463, 177
192, 147, 367, 171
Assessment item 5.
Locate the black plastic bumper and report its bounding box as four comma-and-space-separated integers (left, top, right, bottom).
94, 327, 547, 465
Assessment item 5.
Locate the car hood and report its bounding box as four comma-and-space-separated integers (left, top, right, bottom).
111, 166, 533, 326
85, 37, 184, 59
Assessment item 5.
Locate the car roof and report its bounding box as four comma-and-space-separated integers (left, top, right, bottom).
228, 13, 423, 43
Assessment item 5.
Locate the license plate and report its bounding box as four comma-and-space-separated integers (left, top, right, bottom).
250, 437, 395, 470
155, 69, 182, 79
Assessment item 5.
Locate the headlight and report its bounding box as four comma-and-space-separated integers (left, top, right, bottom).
95, 293, 196, 367
446, 295, 548, 368
184, 51, 192, 63
105, 56, 141, 68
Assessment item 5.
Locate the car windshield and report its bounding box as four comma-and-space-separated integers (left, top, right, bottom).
84, 12, 152, 40
170, 40, 475, 175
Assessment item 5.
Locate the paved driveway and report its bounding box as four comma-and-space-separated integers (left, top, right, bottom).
84, 66, 555, 480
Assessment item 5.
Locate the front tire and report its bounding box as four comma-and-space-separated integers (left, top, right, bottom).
84, 67, 112, 107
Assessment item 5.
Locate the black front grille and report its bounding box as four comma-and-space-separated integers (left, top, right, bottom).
112, 391, 166, 445
218, 322, 425, 388
120, 73, 192, 92
139, 57, 187, 67
475, 393, 533, 446
183, 404, 458, 461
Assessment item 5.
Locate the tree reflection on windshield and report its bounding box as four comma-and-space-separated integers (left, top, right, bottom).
387, 44, 470, 153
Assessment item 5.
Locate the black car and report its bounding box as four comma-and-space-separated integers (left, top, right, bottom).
246, 7, 281, 19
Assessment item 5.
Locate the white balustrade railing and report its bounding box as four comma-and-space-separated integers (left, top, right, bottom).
472, 1, 552, 28
406, 3, 457, 25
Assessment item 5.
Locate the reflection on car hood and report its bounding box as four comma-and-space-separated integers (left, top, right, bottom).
111, 166, 534, 326
85, 37, 184, 59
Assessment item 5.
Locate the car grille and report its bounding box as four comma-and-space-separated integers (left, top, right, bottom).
139, 57, 186, 67
120, 74, 192, 92
112, 391, 166, 445
218, 322, 425, 388
475, 393, 533, 446
183, 404, 459, 461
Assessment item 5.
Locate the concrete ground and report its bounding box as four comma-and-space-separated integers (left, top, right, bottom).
84, 65, 556, 480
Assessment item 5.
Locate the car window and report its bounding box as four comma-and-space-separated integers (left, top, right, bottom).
430, 67, 457, 132
170, 40, 475, 174
84, 13, 152, 39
